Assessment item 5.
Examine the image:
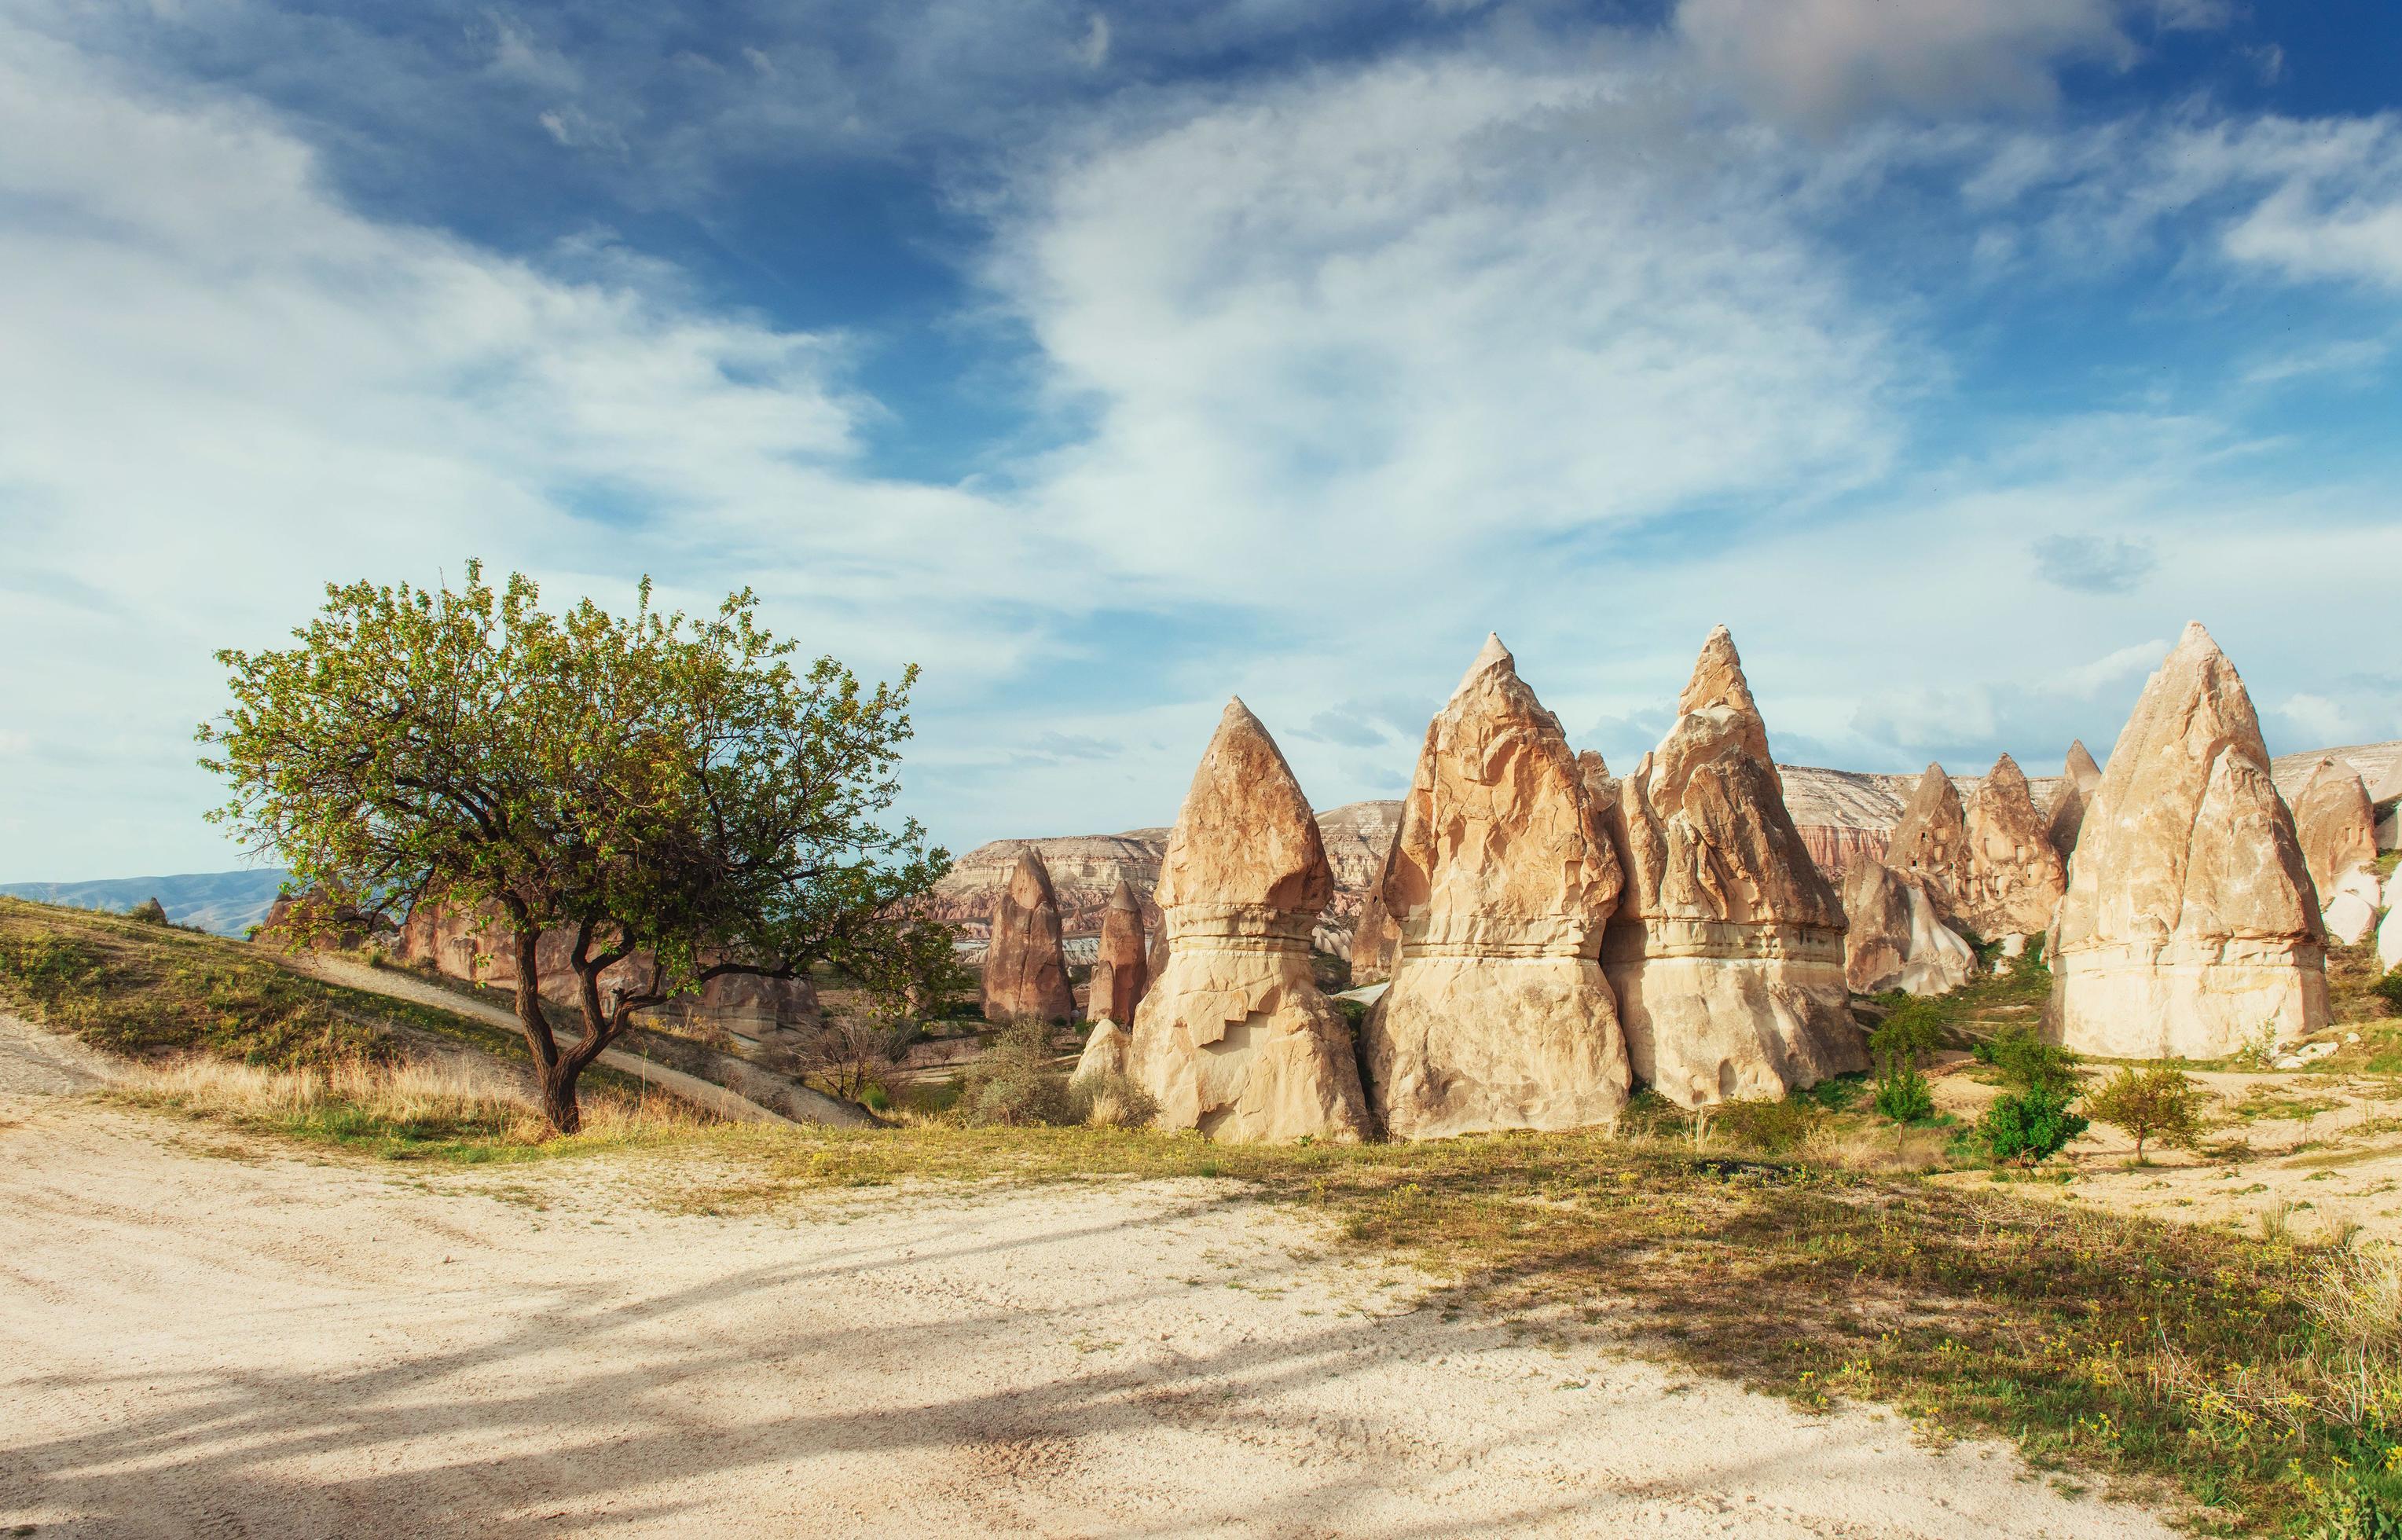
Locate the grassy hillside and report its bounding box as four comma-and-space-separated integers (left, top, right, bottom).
0, 896, 645, 1089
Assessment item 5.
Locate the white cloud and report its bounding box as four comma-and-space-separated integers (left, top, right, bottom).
1956, 113, 2402, 290
995, 52, 1906, 612
0, 20, 1065, 877
2277, 693, 2360, 746
2059, 639, 2171, 696
1676, 0, 2139, 130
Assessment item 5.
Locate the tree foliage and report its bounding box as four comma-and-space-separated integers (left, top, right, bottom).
2084, 1065, 2205, 1160
1868, 997, 1943, 1123
1973, 1022, 2088, 1165
199, 562, 952, 1130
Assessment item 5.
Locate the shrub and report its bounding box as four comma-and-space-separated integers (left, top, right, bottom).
1982, 1081, 2088, 1166
1973, 1022, 2080, 1094
1868, 996, 1943, 1124
127, 897, 169, 926
2374, 970, 2402, 1016
954, 1018, 1073, 1127
1068, 1071, 1158, 1129
2084, 1065, 2205, 1160
1872, 1062, 1935, 1123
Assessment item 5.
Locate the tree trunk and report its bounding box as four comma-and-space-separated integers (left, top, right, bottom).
537, 1057, 585, 1135
508, 921, 582, 1135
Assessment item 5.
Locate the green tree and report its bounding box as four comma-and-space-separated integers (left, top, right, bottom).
199, 562, 952, 1132
1973, 1024, 2088, 1165
1868, 997, 1942, 1124
2084, 1065, 2204, 1161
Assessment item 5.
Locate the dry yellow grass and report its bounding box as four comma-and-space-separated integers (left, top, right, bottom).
115, 1054, 713, 1156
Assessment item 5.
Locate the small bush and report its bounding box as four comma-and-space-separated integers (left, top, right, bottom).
1069, 1071, 1158, 1129
2084, 1065, 2205, 1160
127, 897, 169, 926
1868, 996, 1943, 1124
2373, 970, 2402, 1016
954, 1018, 1074, 1127
1711, 1094, 1824, 1154
1872, 1062, 1935, 1122
1973, 1022, 2081, 1094
1982, 1081, 2088, 1165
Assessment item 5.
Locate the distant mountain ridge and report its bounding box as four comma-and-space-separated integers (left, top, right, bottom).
0, 869, 289, 937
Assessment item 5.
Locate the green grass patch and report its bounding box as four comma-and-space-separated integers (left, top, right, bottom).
0, 896, 646, 1094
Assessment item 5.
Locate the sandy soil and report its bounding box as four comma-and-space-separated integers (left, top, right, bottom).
1925, 1056, 2402, 1246
0, 1018, 2176, 1538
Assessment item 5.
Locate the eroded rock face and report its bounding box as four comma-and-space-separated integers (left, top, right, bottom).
1884, 764, 1969, 909
1842, 864, 1975, 996
2294, 758, 2379, 900
255, 889, 393, 952
1124, 699, 1371, 1142
1960, 754, 2070, 940
981, 849, 1076, 1023
1361, 636, 1630, 1138
1348, 882, 1399, 985
2047, 740, 2103, 861
1087, 878, 1150, 1025
2050, 623, 2328, 1058
390, 900, 822, 1033
1602, 626, 1863, 1106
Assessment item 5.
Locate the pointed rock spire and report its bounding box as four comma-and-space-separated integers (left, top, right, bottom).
2065, 739, 2103, 791
2052, 627, 2326, 1058
1153, 698, 1332, 915
1960, 752, 2067, 938
2048, 741, 2103, 860
1087, 878, 1150, 1026
1362, 636, 1629, 1138
982, 846, 1074, 1023
1453, 631, 1515, 697
1123, 702, 1368, 1142
1604, 626, 1859, 1106
1886, 764, 1969, 908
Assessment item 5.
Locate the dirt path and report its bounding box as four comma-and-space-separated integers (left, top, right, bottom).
0, 1042, 2175, 1537
292, 955, 853, 1128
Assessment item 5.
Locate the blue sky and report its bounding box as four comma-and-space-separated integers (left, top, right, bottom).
2, 0, 2400, 881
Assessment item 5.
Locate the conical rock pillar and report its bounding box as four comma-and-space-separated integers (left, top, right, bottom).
981, 847, 1074, 1023
1602, 626, 1863, 1106
2050, 623, 2327, 1058
1960, 754, 2069, 940
1123, 700, 1371, 1142
2046, 740, 2103, 861
1361, 636, 1630, 1139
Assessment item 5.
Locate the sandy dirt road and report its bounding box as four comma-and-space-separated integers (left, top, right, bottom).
0, 1018, 2173, 1538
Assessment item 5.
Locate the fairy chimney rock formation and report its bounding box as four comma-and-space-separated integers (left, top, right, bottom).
1960, 753, 2070, 940
1886, 764, 1970, 908
1122, 699, 1371, 1142
2293, 758, 2382, 944
2047, 739, 2104, 860
981, 847, 1075, 1023
1087, 879, 1150, 1025
1842, 862, 1975, 997
2050, 623, 2328, 1058
1603, 625, 1864, 1106
1361, 635, 1632, 1138
1348, 880, 1399, 985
